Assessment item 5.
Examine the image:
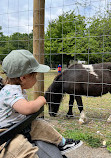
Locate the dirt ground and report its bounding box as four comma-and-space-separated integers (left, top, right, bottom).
66, 144, 111, 158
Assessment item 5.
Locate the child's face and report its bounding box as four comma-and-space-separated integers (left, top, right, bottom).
20, 73, 37, 89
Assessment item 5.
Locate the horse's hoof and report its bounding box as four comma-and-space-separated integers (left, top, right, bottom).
79, 118, 85, 125
66, 114, 74, 118
79, 117, 88, 125
49, 112, 57, 117
107, 115, 111, 123
79, 111, 88, 124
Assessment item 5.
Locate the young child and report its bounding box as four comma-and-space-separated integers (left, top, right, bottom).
58, 64, 62, 74
0, 50, 83, 158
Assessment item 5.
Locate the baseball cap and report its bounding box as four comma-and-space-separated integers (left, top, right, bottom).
2, 50, 50, 78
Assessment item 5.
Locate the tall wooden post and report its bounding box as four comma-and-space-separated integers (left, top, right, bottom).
33, 0, 45, 117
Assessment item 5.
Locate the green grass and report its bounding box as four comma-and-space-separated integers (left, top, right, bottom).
106, 141, 111, 152
63, 129, 102, 148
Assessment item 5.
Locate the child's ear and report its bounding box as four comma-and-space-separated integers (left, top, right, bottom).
20, 76, 26, 81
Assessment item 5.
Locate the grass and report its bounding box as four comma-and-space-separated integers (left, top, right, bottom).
107, 140, 111, 152
63, 129, 102, 148
0, 66, 111, 151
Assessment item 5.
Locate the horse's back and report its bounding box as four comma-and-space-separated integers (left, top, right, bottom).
63, 63, 111, 83
61, 63, 111, 96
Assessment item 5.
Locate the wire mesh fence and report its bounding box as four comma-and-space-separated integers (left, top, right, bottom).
44, 0, 111, 143
0, 0, 111, 152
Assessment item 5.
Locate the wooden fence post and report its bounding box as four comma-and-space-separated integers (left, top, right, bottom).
33, 0, 45, 117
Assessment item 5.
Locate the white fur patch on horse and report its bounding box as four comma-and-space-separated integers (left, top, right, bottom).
82, 65, 98, 78
107, 115, 111, 123
79, 111, 88, 124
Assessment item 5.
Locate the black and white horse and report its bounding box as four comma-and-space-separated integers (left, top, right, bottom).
45, 63, 111, 124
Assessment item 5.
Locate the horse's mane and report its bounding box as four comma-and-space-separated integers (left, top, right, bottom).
53, 73, 62, 81
67, 62, 111, 70
67, 63, 78, 69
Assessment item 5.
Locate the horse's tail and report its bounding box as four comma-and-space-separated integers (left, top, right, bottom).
45, 73, 64, 116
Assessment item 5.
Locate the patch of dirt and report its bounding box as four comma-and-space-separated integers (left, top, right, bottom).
66, 144, 111, 158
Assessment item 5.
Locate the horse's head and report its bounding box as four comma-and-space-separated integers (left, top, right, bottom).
45, 74, 63, 117
48, 102, 59, 117
45, 91, 62, 117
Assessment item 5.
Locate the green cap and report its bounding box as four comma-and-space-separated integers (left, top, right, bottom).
2, 50, 50, 78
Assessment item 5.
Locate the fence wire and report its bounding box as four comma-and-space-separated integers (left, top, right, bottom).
0, 0, 111, 151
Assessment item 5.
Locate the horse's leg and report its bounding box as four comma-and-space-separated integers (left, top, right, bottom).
75, 96, 88, 124
75, 96, 83, 113
66, 95, 74, 118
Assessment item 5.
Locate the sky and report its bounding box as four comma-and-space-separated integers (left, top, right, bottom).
0, 0, 110, 36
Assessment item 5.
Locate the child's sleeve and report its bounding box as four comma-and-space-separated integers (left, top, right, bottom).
4, 86, 25, 108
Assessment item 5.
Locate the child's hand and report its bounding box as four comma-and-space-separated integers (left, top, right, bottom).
36, 96, 46, 106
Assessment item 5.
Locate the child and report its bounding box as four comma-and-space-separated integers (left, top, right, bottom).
58, 64, 62, 74
0, 50, 83, 157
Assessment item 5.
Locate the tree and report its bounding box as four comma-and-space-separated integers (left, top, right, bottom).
88, 12, 111, 63
45, 10, 111, 65
0, 31, 33, 62
45, 11, 87, 67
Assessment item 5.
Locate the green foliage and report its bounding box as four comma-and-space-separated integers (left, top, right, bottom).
45, 11, 111, 66
0, 32, 33, 61
45, 11, 87, 66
